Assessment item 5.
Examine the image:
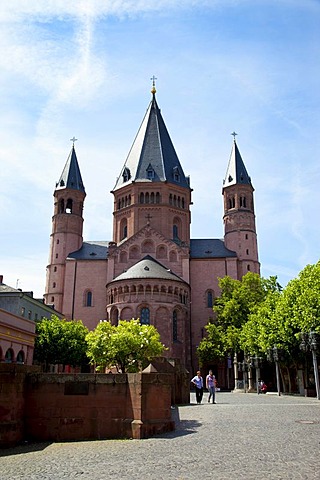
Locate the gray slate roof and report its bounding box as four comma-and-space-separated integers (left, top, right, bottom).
223, 141, 252, 188
67, 239, 236, 261
113, 94, 190, 191
55, 145, 85, 192
67, 241, 109, 260
190, 239, 237, 258
110, 255, 186, 283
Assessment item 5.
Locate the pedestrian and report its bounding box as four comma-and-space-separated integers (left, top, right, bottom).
191, 370, 204, 404
206, 369, 216, 404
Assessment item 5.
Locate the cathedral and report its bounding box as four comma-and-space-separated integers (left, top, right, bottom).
44, 83, 260, 375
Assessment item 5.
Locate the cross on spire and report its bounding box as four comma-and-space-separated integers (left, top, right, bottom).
231, 131, 238, 142
150, 75, 157, 95
70, 136, 78, 146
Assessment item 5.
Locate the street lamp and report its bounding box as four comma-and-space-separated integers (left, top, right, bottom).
238, 358, 249, 393
252, 355, 263, 395
299, 331, 320, 400
272, 346, 281, 396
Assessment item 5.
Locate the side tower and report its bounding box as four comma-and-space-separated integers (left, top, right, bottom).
222, 137, 260, 277
44, 143, 86, 311
111, 83, 192, 247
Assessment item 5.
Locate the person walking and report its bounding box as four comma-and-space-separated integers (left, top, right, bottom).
206, 369, 216, 404
191, 370, 204, 404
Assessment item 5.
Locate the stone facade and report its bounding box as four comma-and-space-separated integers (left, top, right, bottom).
0, 364, 175, 447
44, 89, 260, 379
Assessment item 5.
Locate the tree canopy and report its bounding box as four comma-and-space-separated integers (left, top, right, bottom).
197, 273, 282, 365
198, 263, 320, 367
34, 315, 89, 370
86, 319, 166, 372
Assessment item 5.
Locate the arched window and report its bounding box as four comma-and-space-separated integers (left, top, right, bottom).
173, 224, 179, 239
66, 198, 73, 214
16, 350, 25, 364
123, 167, 131, 182
5, 349, 13, 363
86, 291, 92, 307
173, 166, 180, 182
156, 192, 160, 203
140, 307, 150, 325
240, 196, 247, 208
173, 310, 178, 342
140, 192, 144, 204
207, 291, 213, 308
59, 199, 65, 213
120, 219, 128, 241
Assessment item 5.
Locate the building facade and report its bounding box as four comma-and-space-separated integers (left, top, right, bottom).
0, 275, 62, 364
44, 85, 260, 374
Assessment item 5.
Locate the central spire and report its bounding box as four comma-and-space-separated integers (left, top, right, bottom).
113, 88, 190, 191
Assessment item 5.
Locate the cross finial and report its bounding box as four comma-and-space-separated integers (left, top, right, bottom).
145, 213, 153, 224
150, 75, 157, 95
231, 131, 238, 142
70, 136, 78, 146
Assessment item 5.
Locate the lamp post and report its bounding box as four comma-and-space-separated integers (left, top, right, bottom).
238, 358, 249, 393
299, 331, 320, 400
272, 346, 281, 396
252, 355, 262, 395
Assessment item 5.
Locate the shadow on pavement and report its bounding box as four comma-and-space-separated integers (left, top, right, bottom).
0, 441, 52, 458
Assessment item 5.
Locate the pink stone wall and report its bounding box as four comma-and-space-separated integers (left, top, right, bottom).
0, 365, 174, 447
63, 260, 108, 330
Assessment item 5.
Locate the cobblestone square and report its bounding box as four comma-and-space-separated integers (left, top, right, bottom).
1, 392, 319, 479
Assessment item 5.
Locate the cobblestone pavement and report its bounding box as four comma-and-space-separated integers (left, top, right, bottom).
1, 392, 320, 480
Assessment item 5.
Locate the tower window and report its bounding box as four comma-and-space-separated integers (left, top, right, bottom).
173, 166, 180, 182
207, 291, 213, 308
86, 291, 92, 307
140, 192, 144, 204
53, 282, 56, 288
240, 196, 247, 208
120, 218, 128, 241
173, 310, 178, 342
140, 307, 150, 325
123, 168, 131, 182
147, 164, 155, 179
247, 264, 251, 271
66, 198, 73, 214
228, 197, 235, 209
246, 249, 249, 255
173, 224, 179, 239
59, 199, 65, 213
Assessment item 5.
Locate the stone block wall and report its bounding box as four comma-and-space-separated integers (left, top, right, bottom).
0, 365, 175, 447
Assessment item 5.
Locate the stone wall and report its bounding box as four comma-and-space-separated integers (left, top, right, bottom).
0, 365, 175, 448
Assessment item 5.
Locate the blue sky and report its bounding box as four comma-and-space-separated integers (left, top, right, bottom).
0, 0, 319, 297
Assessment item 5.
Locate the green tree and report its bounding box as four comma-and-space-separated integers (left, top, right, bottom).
86, 319, 166, 373
34, 315, 89, 371
197, 273, 281, 365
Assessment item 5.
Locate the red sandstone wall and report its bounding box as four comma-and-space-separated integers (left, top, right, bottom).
0, 364, 40, 447
0, 367, 174, 447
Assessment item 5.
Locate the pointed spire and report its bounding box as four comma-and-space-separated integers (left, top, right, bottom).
113, 91, 190, 191
223, 136, 252, 188
56, 143, 85, 192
